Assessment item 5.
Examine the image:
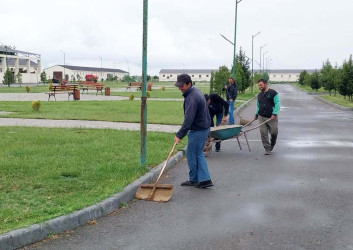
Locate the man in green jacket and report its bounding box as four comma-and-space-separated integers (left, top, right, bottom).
254, 78, 280, 155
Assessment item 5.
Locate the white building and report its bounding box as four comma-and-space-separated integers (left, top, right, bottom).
0, 46, 41, 84
159, 69, 318, 83
44, 65, 128, 83
159, 69, 216, 82
257, 69, 317, 82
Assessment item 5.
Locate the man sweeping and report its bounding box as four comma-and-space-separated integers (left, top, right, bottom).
174, 74, 213, 188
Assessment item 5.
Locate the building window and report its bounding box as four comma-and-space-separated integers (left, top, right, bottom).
170, 74, 172, 77
199, 75, 201, 78
192, 75, 194, 77
163, 75, 165, 77
273, 75, 276, 77
206, 75, 209, 77
289, 75, 291, 78
281, 75, 283, 78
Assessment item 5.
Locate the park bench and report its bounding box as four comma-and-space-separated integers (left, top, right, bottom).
45, 84, 79, 101
126, 82, 153, 91
79, 81, 105, 95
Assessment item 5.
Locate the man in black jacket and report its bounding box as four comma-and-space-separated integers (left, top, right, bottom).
204, 94, 228, 151
174, 74, 213, 188
222, 77, 237, 124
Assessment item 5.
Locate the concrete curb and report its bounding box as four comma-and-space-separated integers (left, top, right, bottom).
314, 95, 353, 111
291, 84, 353, 111
0, 150, 185, 250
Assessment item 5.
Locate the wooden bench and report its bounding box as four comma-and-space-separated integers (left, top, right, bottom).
126, 82, 142, 91
126, 82, 153, 91
45, 84, 78, 101
79, 81, 104, 95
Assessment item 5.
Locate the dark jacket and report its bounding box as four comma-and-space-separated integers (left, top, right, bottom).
176, 86, 211, 139
222, 83, 237, 101
256, 88, 280, 118
208, 94, 229, 117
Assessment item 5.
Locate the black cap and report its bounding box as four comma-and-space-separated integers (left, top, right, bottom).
174, 74, 192, 87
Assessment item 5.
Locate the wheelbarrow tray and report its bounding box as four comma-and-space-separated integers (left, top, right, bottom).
209, 125, 242, 140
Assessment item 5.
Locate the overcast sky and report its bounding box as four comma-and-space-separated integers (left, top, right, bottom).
1, 0, 352, 75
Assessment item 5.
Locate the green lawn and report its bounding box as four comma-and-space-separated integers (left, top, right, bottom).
0, 85, 49, 93
321, 95, 353, 108
0, 126, 186, 234
0, 100, 185, 125
292, 83, 327, 93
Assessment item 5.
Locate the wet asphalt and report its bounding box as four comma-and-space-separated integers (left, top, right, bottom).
25, 84, 353, 250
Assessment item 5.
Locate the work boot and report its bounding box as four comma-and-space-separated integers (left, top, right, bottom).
264, 150, 271, 155
195, 180, 213, 188
181, 180, 198, 186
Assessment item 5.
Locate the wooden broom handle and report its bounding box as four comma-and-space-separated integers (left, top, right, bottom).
154, 142, 177, 185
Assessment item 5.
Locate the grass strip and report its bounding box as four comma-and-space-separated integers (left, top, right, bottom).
0, 126, 186, 234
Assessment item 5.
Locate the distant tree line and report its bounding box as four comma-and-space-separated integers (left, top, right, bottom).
210, 48, 269, 95
299, 55, 353, 101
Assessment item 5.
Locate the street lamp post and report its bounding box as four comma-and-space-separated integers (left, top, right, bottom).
266, 58, 272, 73
259, 43, 267, 73
59, 50, 65, 82
99, 56, 102, 79
232, 0, 242, 79
251, 31, 261, 93
262, 50, 269, 72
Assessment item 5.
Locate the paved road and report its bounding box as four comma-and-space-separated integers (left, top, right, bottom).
26, 84, 353, 250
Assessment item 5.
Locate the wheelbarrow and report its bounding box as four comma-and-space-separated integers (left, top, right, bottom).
204, 118, 271, 154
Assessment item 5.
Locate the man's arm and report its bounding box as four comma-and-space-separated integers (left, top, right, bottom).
271, 94, 280, 119
175, 98, 197, 139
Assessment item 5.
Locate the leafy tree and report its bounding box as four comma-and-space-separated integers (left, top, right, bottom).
341, 55, 353, 101
231, 48, 251, 93
333, 65, 342, 96
303, 73, 312, 87
40, 71, 47, 83
310, 71, 320, 91
153, 75, 159, 80
2, 68, 15, 86
123, 74, 136, 82
320, 59, 335, 95
210, 65, 230, 96
16, 72, 22, 86
298, 70, 308, 85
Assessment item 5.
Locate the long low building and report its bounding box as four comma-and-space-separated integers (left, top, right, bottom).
44, 65, 128, 83
159, 69, 216, 82
159, 69, 318, 83
0, 46, 41, 84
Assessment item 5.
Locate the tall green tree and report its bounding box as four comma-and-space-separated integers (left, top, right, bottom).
299, 70, 308, 85
333, 65, 342, 96
40, 71, 47, 83
16, 72, 22, 87
210, 65, 230, 96
231, 48, 251, 93
303, 73, 312, 87
2, 68, 15, 86
310, 71, 321, 91
341, 55, 353, 101
320, 59, 335, 95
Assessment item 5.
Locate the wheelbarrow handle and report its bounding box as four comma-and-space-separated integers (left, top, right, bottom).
242, 118, 272, 133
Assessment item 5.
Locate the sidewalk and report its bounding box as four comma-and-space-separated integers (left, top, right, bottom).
0, 118, 180, 133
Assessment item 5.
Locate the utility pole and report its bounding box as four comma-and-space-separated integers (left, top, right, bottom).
259, 43, 267, 73
140, 0, 148, 166
59, 50, 65, 82
251, 31, 261, 93
232, 0, 242, 79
